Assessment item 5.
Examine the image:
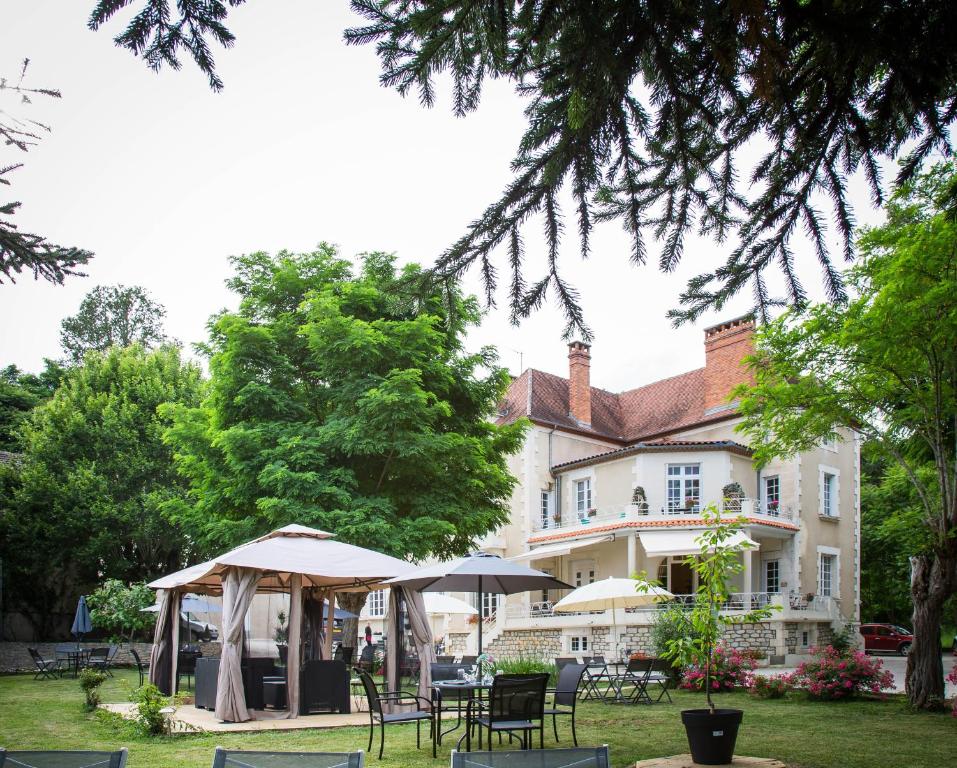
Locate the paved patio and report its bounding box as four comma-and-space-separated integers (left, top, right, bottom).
105, 701, 369, 732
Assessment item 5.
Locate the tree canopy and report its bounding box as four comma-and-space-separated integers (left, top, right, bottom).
162, 246, 525, 562
0, 359, 65, 451
89, 1, 957, 336
735, 162, 957, 710
60, 284, 170, 364
0, 344, 204, 639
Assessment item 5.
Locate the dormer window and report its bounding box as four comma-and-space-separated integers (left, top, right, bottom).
575, 478, 592, 517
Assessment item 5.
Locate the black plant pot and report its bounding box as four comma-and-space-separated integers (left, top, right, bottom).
276, 644, 288, 666
681, 708, 743, 765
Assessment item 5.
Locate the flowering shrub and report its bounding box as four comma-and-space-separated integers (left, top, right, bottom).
947, 663, 957, 717
680, 644, 755, 692
789, 645, 893, 700
749, 673, 790, 699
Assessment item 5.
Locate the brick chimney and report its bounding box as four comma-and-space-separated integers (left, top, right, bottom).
568, 341, 592, 425
703, 316, 755, 412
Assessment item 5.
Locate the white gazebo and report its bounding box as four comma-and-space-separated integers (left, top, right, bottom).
147, 524, 432, 722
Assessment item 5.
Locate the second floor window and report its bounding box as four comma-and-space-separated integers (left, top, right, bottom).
822, 472, 837, 517
368, 589, 386, 617
575, 478, 592, 516
764, 560, 780, 593
764, 475, 780, 515
667, 464, 700, 511
540, 490, 551, 529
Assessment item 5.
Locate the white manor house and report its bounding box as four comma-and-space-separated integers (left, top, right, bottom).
362, 316, 859, 663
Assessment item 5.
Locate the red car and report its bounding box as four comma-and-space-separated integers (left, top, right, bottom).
859, 623, 912, 656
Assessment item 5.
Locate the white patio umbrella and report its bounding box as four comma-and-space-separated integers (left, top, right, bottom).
422, 593, 479, 616
552, 577, 674, 660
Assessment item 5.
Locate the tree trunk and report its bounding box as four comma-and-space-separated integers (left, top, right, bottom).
906, 552, 955, 709
337, 592, 368, 654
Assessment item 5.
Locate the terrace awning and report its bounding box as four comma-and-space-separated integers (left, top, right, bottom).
507, 535, 615, 563
638, 529, 759, 558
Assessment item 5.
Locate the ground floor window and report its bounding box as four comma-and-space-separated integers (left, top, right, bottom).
569, 635, 589, 652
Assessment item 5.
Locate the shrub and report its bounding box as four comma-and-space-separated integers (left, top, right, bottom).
680, 644, 755, 693
494, 656, 557, 683
130, 684, 170, 735
79, 668, 107, 711
749, 673, 790, 699
789, 645, 894, 700
829, 623, 857, 656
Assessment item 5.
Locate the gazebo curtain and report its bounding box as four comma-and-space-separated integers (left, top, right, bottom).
215, 567, 262, 722
148, 588, 180, 695
303, 589, 330, 660
387, 587, 433, 702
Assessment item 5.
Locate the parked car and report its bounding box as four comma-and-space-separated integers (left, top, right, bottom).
183, 614, 218, 641
859, 623, 912, 655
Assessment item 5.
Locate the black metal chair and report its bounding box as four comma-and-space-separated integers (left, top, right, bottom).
579, 657, 609, 701
437, 655, 455, 664
459, 655, 478, 666
450, 745, 610, 767
353, 668, 433, 759
645, 658, 673, 703
0, 749, 128, 767
467, 674, 548, 752
27, 648, 61, 680
129, 648, 149, 688
210, 748, 364, 768
611, 658, 653, 704
543, 664, 586, 745
553, 657, 577, 673
86, 646, 117, 677
176, 646, 202, 691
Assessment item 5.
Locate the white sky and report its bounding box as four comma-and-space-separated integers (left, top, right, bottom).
1, 0, 891, 392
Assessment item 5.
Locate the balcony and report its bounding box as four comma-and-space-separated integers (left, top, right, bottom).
532, 497, 793, 535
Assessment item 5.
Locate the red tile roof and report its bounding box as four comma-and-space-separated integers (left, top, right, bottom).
496, 366, 735, 444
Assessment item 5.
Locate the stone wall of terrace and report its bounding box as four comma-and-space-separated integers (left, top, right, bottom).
0, 641, 221, 674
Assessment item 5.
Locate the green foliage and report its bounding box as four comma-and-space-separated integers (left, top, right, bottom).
735, 162, 957, 708
0, 359, 65, 451
273, 610, 288, 645
0, 345, 205, 639
650, 606, 698, 667
130, 683, 169, 736
494, 656, 557, 684
79, 668, 107, 710
656, 505, 775, 712
162, 246, 525, 561
749, 674, 790, 700
90, 1, 957, 335
60, 284, 169, 364
86, 579, 156, 643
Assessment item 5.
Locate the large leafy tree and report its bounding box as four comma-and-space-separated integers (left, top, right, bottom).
735, 163, 957, 710
0, 345, 204, 639
89, 1, 957, 335
162, 246, 524, 624
60, 284, 169, 364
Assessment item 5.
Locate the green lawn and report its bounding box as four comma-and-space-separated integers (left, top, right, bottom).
1, 670, 954, 768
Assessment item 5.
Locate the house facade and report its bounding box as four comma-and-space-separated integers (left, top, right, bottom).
439, 315, 860, 663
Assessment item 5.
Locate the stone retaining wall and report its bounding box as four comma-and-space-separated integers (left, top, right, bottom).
0, 641, 221, 674
485, 629, 562, 660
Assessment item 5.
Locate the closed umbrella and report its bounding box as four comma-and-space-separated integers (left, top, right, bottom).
386, 552, 571, 654
552, 577, 673, 660
71, 595, 92, 640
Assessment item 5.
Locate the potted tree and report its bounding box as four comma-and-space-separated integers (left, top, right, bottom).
274, 609, 289, 666
631, 486, 648, 514
659, 505, 775, 765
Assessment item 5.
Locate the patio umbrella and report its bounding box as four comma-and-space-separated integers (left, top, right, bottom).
385, 552, 571, 654
552, 577, 673, 660
71, 595, 92, 640
423, 593, 478, 616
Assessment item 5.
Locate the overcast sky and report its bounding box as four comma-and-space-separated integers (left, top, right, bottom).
1, 0, 891, 393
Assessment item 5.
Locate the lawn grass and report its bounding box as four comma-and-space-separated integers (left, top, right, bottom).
1, 670, 955, 768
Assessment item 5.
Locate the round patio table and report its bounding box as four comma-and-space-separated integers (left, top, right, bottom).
431, 679, 491, 752
65, 648, 91, 678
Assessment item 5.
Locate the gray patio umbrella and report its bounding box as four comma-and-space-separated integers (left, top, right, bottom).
71, 595, 92, 640
385, 552, 571, 654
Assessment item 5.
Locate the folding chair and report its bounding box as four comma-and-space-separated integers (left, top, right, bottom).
450, 745, 610, 767
27, 648, 61, 680
210, 748, 364, 768
645, 658, 673, 703
0, 749, 128, 767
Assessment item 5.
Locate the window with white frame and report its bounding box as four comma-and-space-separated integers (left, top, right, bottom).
764, 560, 780, 593
667, 464, 700, 511
656, 560, 668, 589
569, 635, 589, 652
764, 475, 780, 515
481, 593, 500, 618
540, 490, 551, 529
818, 553, 837, 597
368, 589, 386, 617
821, 432, 838, 451
572, 560, 596, 587
822, 471, 837, 517
575, 478, 592, 517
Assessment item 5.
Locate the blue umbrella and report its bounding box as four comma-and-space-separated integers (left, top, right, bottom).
71, 595, 92, 639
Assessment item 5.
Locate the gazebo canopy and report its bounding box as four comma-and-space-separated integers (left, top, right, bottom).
148, 524, 413, 594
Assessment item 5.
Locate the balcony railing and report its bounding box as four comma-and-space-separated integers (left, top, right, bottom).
533, 497, 793, 533
504, 592, 835, 621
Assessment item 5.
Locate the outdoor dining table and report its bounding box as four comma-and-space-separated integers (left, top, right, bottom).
63, 647, 91, 678
431, 679, 492, 751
